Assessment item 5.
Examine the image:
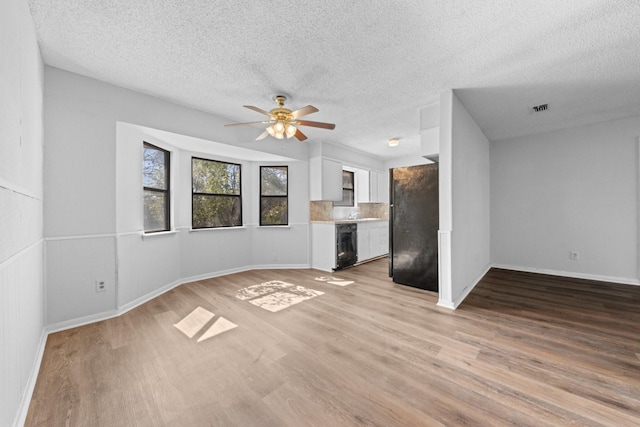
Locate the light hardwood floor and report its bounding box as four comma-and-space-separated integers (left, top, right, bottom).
26, 259, 640, 426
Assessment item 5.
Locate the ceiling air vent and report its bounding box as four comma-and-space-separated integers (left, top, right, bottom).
532, 103, 548, 113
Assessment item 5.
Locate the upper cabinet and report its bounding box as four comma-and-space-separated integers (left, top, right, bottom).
355, 169, 370, 204
309, 157, 342, 201
370, 170, 389, 203
309, 156, 388, 203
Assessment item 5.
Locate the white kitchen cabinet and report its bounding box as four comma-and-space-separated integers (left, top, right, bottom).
309, 157, 343, 201
376, 224, 389, 256
376, 171, 389, 203
357, 225, 371, 262
311, 223, 336, 271
355, 169, 370, 203
369, 171, 389, 203
357, 220, 389, 263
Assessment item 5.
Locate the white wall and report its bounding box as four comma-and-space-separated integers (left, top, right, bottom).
437, 91, 491, 308
45, 68, 312, 327
491, 115, 639, 284
449, 92, 491, 306
438, 91, 454, 306
0, 0, 45, 425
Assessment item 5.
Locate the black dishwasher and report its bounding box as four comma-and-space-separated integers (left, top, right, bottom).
336, 223, 357, 270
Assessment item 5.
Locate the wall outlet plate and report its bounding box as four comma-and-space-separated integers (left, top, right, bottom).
569, 251, 579, 261
96, 279, 107, 292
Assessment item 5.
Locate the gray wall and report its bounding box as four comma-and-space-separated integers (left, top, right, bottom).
0, 0, 45, 425
450, 92, 491, 304
491, 115, 639, 283
437, 90, 491, 308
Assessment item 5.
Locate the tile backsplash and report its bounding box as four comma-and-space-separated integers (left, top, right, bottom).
310, 201, 388, 221
310, 201, 333, 221
358, 202, 389, 219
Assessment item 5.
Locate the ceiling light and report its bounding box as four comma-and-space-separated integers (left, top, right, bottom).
266, 125, 275, 137
388, 138, 399, 147
285, 124, 297, 139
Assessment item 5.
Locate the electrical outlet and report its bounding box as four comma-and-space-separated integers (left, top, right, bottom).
96, 279, 107, 293
569, 251, 579, 261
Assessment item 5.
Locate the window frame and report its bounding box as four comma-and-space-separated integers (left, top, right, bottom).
259, 165, 289, 226
143, 142, 171, 233
334, 170, 355, 207
191, 156, 243, 229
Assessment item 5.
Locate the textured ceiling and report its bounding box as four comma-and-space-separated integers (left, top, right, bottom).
28, 0, 640, 159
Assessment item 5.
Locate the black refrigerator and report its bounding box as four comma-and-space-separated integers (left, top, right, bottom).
389, 163, 439, 292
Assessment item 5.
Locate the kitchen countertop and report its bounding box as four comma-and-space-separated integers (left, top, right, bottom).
311, 218, 389, 224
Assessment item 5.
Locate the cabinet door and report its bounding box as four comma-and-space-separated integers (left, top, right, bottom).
311, 223, 336, 271
322, 159, 343, 201
370, 172, 379, 202
376, 171, 389, 203
357, 226, 371, 262
355, 169, 370, 203
377, 224, 389, 256
309, 157, 343, 201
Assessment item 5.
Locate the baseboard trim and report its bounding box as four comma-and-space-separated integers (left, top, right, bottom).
491, 264, 640, 287
436, 299, 455, 309
250, 263, 311, 270
46, 309, 120, 334
14, 329, 48, 427
46, 263, 313, 335
437, 263, 491, 310
454, 263, 491, 308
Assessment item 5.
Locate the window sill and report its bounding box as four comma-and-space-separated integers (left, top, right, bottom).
189, 226, 247, 232
142, 230, 178, 239
257, 225, 291, 229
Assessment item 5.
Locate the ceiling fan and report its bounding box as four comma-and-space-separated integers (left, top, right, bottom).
224, 95, 335, 142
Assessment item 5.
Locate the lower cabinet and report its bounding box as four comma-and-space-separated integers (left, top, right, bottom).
357, 220, 389, 263
357, 227, 371, 262
311, 223, 336, 272
311, 220, 389, 271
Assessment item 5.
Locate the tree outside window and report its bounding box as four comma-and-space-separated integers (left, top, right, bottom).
192, 157, 242, 228
260, 166, 288, 226
143, 143, 170, 232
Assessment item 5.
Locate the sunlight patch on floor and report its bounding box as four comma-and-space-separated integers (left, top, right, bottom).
174, 306, 237, 342
236, 280, 324, 312
197, 317, 238, 342
174, 306, 215, 338
315, 276, 355, 286
236, 280, 294, 300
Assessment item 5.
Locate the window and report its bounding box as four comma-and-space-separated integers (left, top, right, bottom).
192, 157, 242, 228
143, 143, 170, 232
334, 170, 354, 207
260, 166, 288, 226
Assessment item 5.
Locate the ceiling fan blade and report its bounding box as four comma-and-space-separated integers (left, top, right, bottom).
243, 105, 272, 117
256, 130, 270, 140
294, 129, 308, 141
291, 105, 319, 119
296, 120, 336, 130
224, 120, 272, 127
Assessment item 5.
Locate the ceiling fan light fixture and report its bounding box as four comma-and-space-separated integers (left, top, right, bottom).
285, 123, 297, 139
388, 138, 399, 147
225, 96, 334, 142
266, 125, 275, 137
